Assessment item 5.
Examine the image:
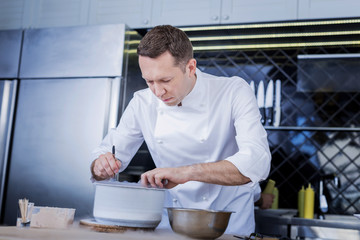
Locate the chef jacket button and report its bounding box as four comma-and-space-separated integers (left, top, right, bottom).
157, 139, 163, 144
200, 138, 205, 143
173, 199, 177, 203
159, 111, 164, 115
202, 196, 207, 201
200, 103, 205, 107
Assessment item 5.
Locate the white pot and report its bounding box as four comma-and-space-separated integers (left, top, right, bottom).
93, 181, 165, 228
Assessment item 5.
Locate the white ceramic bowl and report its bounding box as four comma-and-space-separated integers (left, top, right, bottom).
93, 181, 165, 228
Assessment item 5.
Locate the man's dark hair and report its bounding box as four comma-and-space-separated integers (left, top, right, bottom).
137, 25, 193, 70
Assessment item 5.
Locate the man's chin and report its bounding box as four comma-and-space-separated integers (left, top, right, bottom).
164, 101, 178, 106
163, 99, 180, 106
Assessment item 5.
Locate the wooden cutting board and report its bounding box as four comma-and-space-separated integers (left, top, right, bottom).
79, 218, 155, 233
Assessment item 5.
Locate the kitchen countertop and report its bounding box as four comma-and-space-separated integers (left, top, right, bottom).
255, 208, 360, 240
0, 225, 241, 240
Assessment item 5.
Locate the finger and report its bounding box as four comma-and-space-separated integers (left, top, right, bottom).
154, 175, 164, 188
95, 159, 111, 179
115, 159, 121, 169
110, 152, 120, 173
100, 156, 116, 177
155, 177, 170, 188
105, 152, 119, 173
93, 162, 102, 177
104, 152, 121, 176
146, 173, 157, 188
94, 157, 107, 177
140, 173, 150, 187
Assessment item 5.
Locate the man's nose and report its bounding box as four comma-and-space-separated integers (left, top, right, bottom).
154, 83, 165, 97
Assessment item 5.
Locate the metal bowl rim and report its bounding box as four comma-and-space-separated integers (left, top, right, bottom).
94, 181, 166, 191
166, 207, 234, 213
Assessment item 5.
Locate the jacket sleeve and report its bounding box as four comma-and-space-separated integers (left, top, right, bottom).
90, 95, 144, 173
225, 79, 271, 186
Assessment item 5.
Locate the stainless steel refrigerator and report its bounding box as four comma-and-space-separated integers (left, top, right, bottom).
0, 24, 130, 225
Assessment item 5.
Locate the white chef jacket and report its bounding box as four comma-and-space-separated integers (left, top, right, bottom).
91, 69, 271, 235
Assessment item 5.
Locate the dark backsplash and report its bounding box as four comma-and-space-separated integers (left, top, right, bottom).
195, 47, 360, 214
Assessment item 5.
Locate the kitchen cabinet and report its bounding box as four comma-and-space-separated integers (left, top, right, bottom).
1, 0, 360, 31
151, 0, 221, 27
31, 0, 90, 28
0, 0, 90, 29
221, 0, 297, 24
0, 0, 33, 29
298, 0, 360, 20
88, 0, 153, 29
151, 0, 297, 27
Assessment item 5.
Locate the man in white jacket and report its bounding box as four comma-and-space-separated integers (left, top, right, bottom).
91, 25, 271, 235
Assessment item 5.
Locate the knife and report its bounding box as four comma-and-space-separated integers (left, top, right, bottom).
257, 80, 265, 125
265, 80, 274, 126
319, 180, 328, 213
273, 80, 281, 127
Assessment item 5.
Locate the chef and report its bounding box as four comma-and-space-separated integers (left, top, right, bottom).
90, 25, 271, 235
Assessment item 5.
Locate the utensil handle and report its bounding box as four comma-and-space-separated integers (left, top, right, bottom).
112, 145, 118, 181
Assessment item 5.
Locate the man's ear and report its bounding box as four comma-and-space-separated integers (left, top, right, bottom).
187, 58, 197, 76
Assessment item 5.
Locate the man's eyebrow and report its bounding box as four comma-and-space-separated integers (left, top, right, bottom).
143, 76, 172, 81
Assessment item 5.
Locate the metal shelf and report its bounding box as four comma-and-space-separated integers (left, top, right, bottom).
264, 126, 360, 132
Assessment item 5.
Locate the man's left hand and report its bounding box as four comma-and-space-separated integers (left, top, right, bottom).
140, 167, 190, 189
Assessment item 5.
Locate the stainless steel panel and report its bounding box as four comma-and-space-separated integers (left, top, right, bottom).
292, 225, 360, 240
3, 77, 119, 225
0, 30, 22, 78
20, 24, 127, 78
0, 80, 17, 218
297, 53, 360, 92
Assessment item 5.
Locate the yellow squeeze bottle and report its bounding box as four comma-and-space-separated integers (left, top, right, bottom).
263, 179, 276, 194
298, 186, 305, 218
271, 187, 279, 209
304, 183, 315, 219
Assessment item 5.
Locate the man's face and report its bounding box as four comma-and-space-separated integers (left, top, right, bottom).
139, 51, 196, 106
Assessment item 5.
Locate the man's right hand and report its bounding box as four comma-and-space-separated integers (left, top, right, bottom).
91, 152, 121, 181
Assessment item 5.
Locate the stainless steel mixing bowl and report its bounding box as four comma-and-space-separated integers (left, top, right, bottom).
167, 207, 233, 239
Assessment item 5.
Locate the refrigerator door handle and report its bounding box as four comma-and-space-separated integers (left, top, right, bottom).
0, 80, 18, 217
104, 77, 122, 136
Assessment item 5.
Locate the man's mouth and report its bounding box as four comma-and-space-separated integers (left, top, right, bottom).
162, 97, 173, 102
